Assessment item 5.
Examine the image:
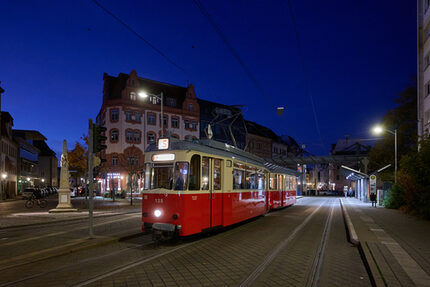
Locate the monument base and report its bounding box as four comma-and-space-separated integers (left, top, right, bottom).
50, 188, 78, 213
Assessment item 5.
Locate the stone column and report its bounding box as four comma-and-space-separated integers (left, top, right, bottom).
50, 140, 78, 213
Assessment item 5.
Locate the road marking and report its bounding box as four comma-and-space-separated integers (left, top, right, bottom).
239, 199, 328, 287
0, 214, 140, 247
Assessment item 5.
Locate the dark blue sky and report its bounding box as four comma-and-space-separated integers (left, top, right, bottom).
0, 0, 416, 156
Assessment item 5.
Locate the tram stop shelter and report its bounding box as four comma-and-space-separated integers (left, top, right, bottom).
340, 165, 369, 202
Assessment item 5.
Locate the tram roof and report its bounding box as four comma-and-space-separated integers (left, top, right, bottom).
146, 138, 299, 176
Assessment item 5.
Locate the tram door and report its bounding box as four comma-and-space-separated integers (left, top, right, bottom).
203, 157, 223, 227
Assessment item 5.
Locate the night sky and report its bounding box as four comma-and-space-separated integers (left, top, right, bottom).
0, 0, 416, 157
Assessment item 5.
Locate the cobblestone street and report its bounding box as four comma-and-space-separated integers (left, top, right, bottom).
0, 197, 373, 287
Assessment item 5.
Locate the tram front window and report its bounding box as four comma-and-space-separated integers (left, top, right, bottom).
174, 162, 189, 190
151, 164, 174, 189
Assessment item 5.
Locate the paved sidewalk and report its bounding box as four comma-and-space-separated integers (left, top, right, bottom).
0, 196, 141, 228
342, 198, 430, 287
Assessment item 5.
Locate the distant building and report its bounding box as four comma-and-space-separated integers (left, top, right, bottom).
0, 112, 18, 199
13, 130, 58, 190
245, 120, 301, 160
418, 0, 430, 139
197, 99, 246, 149
328, 136, 370, 191
97, 70, 200, 193
244, 120, 274, 159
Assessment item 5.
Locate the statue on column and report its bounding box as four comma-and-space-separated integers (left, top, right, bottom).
50, 140, 78, 213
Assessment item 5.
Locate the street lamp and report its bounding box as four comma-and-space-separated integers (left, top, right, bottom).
1, 173, 7, 180
138, 91, 164, 137
372, 124, 398, 184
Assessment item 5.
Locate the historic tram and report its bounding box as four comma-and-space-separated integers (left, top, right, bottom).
142, 138, 298, 237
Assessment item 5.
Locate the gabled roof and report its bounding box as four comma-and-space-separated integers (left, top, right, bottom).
103, 72, 188, 109
245, 120, 278, 139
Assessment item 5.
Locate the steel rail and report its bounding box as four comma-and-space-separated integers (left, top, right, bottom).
239, 199, 329, 287
306, 199, 335, 287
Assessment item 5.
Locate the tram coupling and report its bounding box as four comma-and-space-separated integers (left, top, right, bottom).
151, 223, 181, 241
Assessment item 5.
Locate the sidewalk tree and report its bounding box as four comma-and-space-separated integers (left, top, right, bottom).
68, 140, 88, 193
120, 145, 144, 205
369, 82, 417, 182
395, 137, 430, 218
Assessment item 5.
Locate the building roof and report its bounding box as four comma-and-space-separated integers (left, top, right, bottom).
12, 129, 56, 157
245, 120, 278, 139
12, 130, 47, 141
331, 137, 370, 155
103, 72, 188, 109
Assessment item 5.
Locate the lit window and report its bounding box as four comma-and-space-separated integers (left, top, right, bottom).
130, 92, 137, 101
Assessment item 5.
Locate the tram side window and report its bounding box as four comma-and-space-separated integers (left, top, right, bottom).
151, 164, 173, 189
174, 162, 189, 190
269, 174, 277, 190
213, 159, 222, 190
233, 168, 245, 189
257, 173, 265, 190
202, 157, 209, 190
189, 155, 200, 190
245, 168, 257, 189
292, 177, 297, 189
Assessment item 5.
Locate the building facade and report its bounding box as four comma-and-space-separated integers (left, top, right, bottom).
13, 130, 58, 190
0, 112, 18, 199
97, 70, 200, 194
418, 0, 430, 139
197, 99, 247, 149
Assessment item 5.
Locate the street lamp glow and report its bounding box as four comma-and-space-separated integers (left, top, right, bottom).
372, 125, 383, 135
138, 91, 148, 98
41, 178, 45, 182
1, 173, 7, 179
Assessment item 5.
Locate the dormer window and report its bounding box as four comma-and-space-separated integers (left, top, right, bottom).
130, 92, 137, 101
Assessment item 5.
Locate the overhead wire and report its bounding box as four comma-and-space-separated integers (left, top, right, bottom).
191, 0, 276, 107
91, 0, 190, 77
285, 0, 326, 152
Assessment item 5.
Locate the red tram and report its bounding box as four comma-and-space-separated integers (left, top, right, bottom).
142, 138, 298, 237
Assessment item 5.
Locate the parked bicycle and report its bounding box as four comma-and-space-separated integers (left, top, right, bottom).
25, 194, 47, 208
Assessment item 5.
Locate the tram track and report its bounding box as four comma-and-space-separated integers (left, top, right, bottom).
239, 199, 335, 287
0, 236, 153, 287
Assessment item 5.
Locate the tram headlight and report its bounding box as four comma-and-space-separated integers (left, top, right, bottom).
154, 209, 162, 217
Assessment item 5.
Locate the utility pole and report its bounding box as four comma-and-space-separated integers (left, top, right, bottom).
88, 119, 94, 238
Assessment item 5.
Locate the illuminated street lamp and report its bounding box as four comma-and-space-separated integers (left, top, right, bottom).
138, 91, 164, 137
372, 125, 398, 183
1, 173, 7, 180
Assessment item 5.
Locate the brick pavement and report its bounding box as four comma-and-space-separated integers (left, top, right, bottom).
343, 198, 430, 287
68, 197, 369, 287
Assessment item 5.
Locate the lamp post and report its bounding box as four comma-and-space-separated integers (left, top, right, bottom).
372, 125, 398, 184
0, 173, 6, 201
138, 91, 164, 137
